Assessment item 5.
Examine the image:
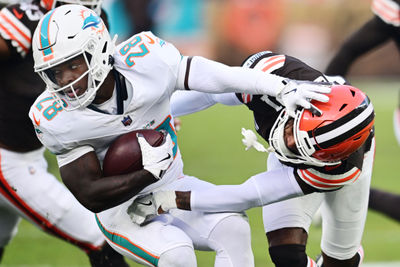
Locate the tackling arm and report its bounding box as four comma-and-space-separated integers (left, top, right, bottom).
176, 56, 330, 117
171, 90, 241, 117
60, 151, 158, 213
132, 166, 307, 216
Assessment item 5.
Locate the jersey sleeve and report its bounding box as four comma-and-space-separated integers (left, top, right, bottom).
295, 166, 361, 191
28, 93, 94, 162
114, 31, 183, 96
56, 146, 94, 167
170, 91, 240, 117
0, 3, 41, 58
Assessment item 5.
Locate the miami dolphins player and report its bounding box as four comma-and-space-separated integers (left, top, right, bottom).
29, 5, 331, 267
0, 0, 129, 265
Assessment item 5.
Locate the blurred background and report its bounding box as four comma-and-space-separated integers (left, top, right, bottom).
3, 0, 400, 266
103, 0, 400, 76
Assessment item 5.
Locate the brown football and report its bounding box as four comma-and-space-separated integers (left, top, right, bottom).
103, 129, 164, 176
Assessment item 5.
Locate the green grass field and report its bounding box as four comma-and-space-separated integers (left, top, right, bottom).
2, 79, 400, 266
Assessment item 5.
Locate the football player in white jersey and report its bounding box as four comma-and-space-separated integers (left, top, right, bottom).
131, 51, 375, 267
0, 0, 128, 265
28, 5, 333, 267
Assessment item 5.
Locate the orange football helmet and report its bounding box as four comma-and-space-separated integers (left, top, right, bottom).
269, 84, 375, 166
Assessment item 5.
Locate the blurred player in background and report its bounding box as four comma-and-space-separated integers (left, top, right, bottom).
325, 0, 400, 226
369, 188, 400, 222
132, 51, 375, 267
325, 0, 400, 77
0, 0, 25, 8
29, 5, 331, 266
0, 0, 129, 265
122, 0, 156, 34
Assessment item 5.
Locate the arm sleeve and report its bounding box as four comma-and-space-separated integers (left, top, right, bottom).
176, 56, 285, 96
170, 90, 241, 117
56, 145, 94, 167
190, 167, 303, 212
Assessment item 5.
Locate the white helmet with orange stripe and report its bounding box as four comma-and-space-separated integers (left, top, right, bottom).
40, 0, 102, 15
32, 4, 115, 110
269, 84, 375, 167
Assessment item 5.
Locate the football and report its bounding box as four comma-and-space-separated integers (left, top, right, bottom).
102, 129, 165, 176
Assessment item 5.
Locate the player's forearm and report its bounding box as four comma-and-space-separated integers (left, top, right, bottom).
62, 163, 157, 213
170, 91, 240, 117
180, 168, 303, 212
177, 56, 285, 97
171, 90, 218, 117
86, 170, 158, 212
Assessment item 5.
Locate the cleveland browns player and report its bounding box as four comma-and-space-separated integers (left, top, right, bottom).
132, 51, 375, 267
0, 0, 128, 265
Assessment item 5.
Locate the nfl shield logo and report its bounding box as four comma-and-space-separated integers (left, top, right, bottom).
121, 115, 132, 126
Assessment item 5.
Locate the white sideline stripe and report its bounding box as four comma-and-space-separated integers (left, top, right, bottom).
364, 263, 400, 267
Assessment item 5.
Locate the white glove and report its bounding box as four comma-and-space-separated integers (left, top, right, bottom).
241, 128, 268, 152
127, 191, 177, 225
276, 79, 331, 117
137, 132, 174, 179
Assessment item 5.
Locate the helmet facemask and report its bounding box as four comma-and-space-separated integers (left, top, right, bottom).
269, 109, 336, 167
39, 52, 95, 110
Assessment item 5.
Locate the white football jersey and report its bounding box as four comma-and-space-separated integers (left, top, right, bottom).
29, 31, 184, 194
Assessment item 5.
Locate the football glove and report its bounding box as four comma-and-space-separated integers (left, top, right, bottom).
127, 191, 177, 225
276, 79, 331, 117
137, 132, 174, 179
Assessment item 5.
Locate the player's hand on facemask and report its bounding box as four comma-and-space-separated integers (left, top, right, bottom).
127, 191, 177, 225
137, 131, 174, 179
276, 79, 331, 117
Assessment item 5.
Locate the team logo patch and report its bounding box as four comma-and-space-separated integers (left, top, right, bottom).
121, 115, 132, 126
144, 120, 155, 129
158, 38, 166, 47
35, 128, 43, 139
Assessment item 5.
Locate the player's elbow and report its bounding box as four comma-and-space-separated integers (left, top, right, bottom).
85, 203, 106, 213
72, 190, 106, 213
79, 197, 106, 213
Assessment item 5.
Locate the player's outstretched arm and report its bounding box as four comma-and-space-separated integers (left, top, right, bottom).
60, 151, 158, 213
177, 56, 330, 116
129, 167, 310, 219
171, 90, 241, 117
